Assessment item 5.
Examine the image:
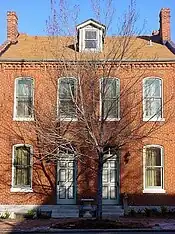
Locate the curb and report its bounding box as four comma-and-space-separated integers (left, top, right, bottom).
4, 227, 175, 233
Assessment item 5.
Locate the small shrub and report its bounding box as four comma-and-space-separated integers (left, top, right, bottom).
36, 209, 52, 219
128, 209, 136, 217
0, 210, 11, 219
160, 206, 168, 215
137, 209, 142, 215
144, 208, 152, 217
24, 209, 36, 219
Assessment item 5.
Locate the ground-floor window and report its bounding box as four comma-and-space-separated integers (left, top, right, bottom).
11, 144, 33, 192
143, 145, 165, 193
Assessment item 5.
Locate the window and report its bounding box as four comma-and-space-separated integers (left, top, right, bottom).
101, 78, 120, 120
143, 78, 163, 120
85, 29, 97, 49
143, 145, 165, 193
11, 144, 33, 192
58, 77, 77, 120
14, 78, 34, 120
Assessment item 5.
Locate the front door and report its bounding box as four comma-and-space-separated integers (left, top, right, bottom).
102, 157, 119, 204
57, 159, 76, 204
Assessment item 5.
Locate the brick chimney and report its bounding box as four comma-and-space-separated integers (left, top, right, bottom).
7, 11, 18, 43
159, 8, 171, 44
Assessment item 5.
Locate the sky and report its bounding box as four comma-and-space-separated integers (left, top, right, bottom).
0, 0, 174, 43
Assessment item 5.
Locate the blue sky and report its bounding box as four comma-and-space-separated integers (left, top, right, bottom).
0, 0, 174, 43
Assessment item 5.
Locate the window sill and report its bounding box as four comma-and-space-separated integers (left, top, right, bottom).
105, 118, 120, 122
143, 189, 166, 194
143, 118, 165, 122
11, 187, 33, 193
81, 48, 101, 53
13, 117, 34, 122
59, 118, 77, 122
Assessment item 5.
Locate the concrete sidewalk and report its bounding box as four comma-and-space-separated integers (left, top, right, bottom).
0, 217, 174, 233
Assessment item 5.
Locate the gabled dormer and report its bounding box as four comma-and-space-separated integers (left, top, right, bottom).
76, 19, 106, 52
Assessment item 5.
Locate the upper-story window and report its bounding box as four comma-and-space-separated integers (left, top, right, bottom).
76, 19, 106, 52
101, 78, 120, 120
58, 77, 77, 120
143, 78, 163, 121
143, 145, 165, 193
11, 144, 33, 192
14, 77, 34, 121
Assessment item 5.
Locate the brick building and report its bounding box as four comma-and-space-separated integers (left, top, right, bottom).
0, 8, 175, 217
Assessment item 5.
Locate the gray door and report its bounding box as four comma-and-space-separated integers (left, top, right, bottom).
57, 159, 76, 204
102, 158, 119, 204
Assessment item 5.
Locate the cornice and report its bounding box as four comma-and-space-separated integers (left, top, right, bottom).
0, 60, 174, 70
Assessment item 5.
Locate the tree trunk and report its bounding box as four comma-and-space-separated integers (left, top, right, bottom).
96, 152, 103, 220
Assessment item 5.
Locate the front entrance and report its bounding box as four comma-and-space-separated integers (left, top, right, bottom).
57, 157, 76, 204
102, 156, 119, 204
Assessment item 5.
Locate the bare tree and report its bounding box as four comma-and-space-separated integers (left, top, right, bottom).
0, 0, 175, 220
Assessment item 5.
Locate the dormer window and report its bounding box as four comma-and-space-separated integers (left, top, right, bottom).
85, 29, 97, 49
76, 19, 106, 52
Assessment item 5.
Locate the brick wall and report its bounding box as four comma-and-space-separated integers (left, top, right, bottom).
0, 62, 175, 206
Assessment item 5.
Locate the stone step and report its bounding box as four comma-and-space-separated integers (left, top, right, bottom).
51, 205, 79, 218
102, 206, 124, 216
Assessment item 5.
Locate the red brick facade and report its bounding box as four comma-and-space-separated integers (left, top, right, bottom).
0, 8, 175, 210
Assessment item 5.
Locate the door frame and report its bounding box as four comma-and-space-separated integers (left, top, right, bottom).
102, 152, 120, 205
56, 153, 77, 204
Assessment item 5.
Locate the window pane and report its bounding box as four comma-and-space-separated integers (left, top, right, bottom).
145, 98, 161, 118
59, 79, 75, 99
145, 168, 161, 187
104, 99, 119, 118
102, 79, 119, 98
59, 100, 76, 117
17, 79, 33, 97
85, 40, 97, 49
17, 98, 32, 117
146, 147, 161, 166
85, 31, 97, 39
144, 79, 161, 98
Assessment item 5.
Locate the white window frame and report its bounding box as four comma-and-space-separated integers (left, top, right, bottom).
100, 77, 120, 121
84, 28, 98, 50
11, 144, 33, 192
79, 27, 102, 52
13, 77, 34, 121
57, 77, 77, 121
143, 145, 165, 194
143, 77, 164, 121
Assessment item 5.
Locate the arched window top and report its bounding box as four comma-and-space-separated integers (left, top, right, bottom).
101, 77, 120, 81
13, 143, 33, 150
58, 77, 77, 82
143, 144, 163, 150
15, 76, 33, 81
143, 77, 162, 82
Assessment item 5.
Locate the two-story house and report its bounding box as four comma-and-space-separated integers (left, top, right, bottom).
0, 8, 175, 217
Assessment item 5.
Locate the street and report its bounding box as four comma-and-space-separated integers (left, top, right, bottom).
10, 231, 175, 234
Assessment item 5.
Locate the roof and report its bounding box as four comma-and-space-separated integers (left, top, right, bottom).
0, 33, 175, 61
76, 19, 106, 31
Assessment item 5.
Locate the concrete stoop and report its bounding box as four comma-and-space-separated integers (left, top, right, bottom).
102, 205, 124, 217
0, 204, 124, 219
51, 205, 124, 218
51, 205, 79, 218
